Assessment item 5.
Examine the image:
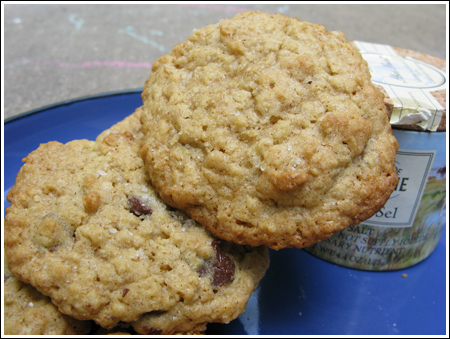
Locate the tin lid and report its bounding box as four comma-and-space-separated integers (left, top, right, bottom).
354, 41, 446, 132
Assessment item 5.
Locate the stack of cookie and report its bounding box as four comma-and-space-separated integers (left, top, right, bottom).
4, 11, 398, 335
4, 108, 269, 335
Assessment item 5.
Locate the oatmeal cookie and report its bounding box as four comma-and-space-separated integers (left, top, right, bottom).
4, 255, 92, 335
141, 11, 399, 249
4, 107, 269, 334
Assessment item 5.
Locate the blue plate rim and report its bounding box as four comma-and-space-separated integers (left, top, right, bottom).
4, 88, 144, 125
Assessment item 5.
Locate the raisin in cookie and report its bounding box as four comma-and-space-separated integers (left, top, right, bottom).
4, 255, 92, 335
4, 107, 269, 334
140, 11, 399, 250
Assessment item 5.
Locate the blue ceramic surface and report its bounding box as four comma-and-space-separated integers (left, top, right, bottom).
3, 90, 447, 335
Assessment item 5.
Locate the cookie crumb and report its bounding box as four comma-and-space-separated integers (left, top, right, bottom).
402, 273, 408, 278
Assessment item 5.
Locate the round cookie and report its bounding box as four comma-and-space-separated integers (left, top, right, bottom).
4, 107, 269, 334
4, 256, 92, 335
140, 10, 399, 250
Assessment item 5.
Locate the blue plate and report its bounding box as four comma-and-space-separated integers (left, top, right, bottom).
3, 90, 447, 335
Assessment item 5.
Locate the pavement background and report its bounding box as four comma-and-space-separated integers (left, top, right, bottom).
3, 3, 447, 120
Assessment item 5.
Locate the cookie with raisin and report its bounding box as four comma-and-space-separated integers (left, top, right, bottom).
140, 10, 399, 249
4, 107, 269, 334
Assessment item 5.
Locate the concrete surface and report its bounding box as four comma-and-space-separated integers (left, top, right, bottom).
3, 3, 447, 119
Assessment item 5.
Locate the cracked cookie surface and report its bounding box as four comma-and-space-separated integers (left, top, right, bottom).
141, 10, 399, 249
4, 107, 269, 334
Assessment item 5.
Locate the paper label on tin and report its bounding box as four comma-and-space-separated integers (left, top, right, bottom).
363, 149, 435, 228
354, 41, 446, 131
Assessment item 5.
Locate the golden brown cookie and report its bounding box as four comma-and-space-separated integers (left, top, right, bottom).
4, 107, 269, 334
4, 256, 92, 335
140, 11, 399, 249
